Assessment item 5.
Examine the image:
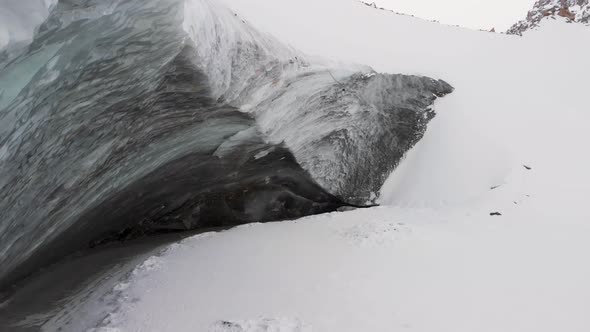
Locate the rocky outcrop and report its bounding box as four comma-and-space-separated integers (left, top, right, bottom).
507, 0, 590, 35
0, 0, 452, 289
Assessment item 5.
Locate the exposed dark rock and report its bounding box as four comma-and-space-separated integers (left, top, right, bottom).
507, 0, 590, 35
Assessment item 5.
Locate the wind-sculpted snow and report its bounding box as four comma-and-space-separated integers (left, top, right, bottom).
0, 0, 451, 289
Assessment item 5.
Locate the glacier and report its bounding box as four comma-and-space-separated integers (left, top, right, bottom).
2, 0, 590, 331
0, 0, 451, 289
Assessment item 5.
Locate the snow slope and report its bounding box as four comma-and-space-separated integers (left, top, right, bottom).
15, 0, 590, 331
78, 207, 590, 332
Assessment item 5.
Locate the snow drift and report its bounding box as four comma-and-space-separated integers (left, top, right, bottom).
0, 0, 451, 289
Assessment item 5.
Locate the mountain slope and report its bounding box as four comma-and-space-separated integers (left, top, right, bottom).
508, 0, 590, 35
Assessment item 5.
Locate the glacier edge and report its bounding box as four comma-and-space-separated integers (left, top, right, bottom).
0, 0, 452, 289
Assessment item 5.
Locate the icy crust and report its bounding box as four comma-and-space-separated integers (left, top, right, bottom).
36, 231, 313, 332
507, 0, 590, 35
39, 243, 182, 332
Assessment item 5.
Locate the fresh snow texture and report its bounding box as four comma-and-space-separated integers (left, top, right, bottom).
28, 0, 590, 331
79, 207, 590, 332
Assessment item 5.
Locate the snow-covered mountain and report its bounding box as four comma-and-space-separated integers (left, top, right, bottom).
508, 0, 590, 35
2, 0, 590, 331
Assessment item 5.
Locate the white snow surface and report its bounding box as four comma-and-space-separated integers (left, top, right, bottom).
40, 0, 590, 331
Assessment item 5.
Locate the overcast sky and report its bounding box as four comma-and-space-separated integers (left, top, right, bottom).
375, 0, 536, 31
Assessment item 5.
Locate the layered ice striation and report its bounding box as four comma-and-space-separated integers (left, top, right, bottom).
249, 71, 451, 205
0, 0, 452, 288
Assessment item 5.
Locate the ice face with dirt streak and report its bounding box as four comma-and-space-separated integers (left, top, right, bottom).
0, 0, 450, 289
